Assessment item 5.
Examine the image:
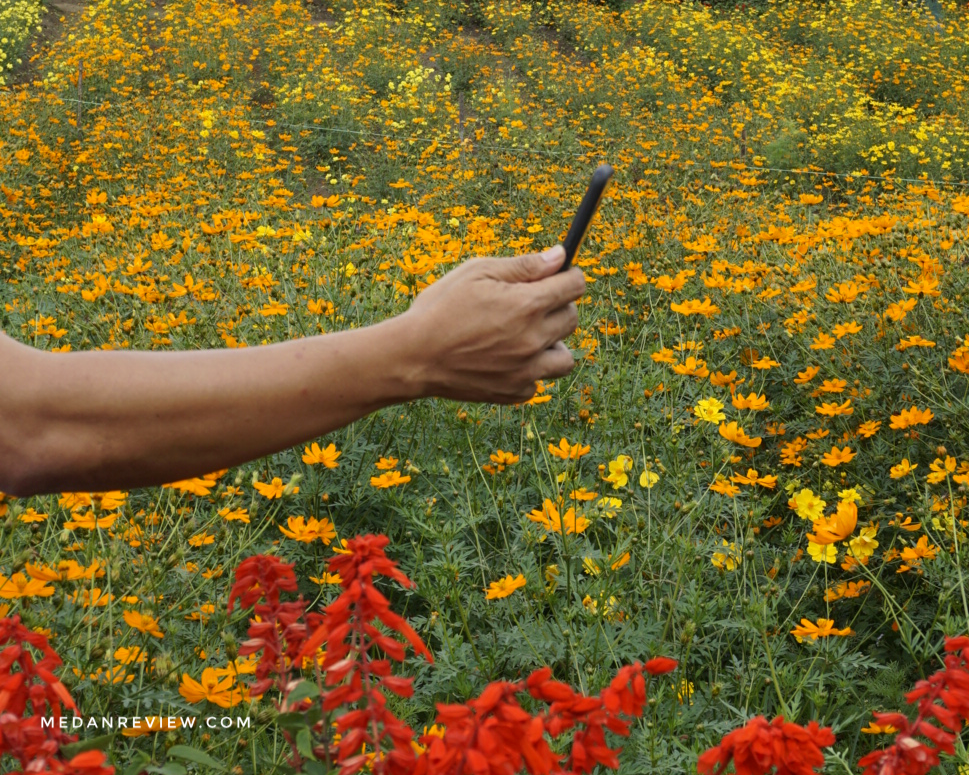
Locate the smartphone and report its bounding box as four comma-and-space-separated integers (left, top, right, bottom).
559, 164, 613, 272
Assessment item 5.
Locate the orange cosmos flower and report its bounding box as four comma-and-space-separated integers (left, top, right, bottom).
897, 536, 939, 572
547, 437, 591, 460
63, 511, 119, 530
483, 449, 520, 474
820, 445, 855, 466
302, 442, 342, 467
901, 275, 940, 296
0, 573, 56, 599
790, 618, 854, 643
718, 422, 762, 448
124, 611, 164, 638
484, 574, 526, 600
889, 406, 934, 429
527, 498, 589, 535
709, 476, 740, 497
122, 717, 185, 737
861, 720, 898, 735
710, 370, 738, 387
179, 668, 248, 708
218, 507, 250, 523
731, 391, 770, 411
807, 501, 858, 545
163, 475, 217, 496
670, 297, 720, 317
750, 356, 781, 370
815, 399, 853, 417
672, 356, 710, 378
729, 469, 777, 489
278, 516, 337, 544
253, 477, 298, 498
370, 471, 411, 488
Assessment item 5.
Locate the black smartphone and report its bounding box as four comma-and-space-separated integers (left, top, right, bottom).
559, 164, 613, 272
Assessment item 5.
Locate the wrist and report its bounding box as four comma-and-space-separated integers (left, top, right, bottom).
377, 312, 435, 402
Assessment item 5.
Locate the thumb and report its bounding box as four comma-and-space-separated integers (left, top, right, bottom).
500, 244, 566, 282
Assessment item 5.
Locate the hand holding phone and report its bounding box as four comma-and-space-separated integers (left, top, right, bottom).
559, 164, 613, 272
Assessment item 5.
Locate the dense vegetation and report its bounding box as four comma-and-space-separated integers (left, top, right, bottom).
2, 0, 969, 771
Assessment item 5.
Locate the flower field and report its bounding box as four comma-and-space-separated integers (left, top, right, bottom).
0, 0, 44, 85
2, 0, 969, 771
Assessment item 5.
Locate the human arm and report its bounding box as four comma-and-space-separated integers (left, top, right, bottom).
0, 245, 585, 496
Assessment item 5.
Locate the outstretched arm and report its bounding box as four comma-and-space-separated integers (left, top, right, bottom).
1, 316, 421, 496
1, 245, 585, 496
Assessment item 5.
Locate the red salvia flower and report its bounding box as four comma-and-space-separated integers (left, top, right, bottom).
227, 537, 681, 775
0, 616, 114, 775
857, 636, 969, 775
697, 716, 835, 775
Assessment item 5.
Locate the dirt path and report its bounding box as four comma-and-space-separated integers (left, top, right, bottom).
9, 0, 90, 87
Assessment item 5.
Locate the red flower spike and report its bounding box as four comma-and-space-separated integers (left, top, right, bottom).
0, 617, 114, 774
856, 635, 969, 775
698, 716, 835, 775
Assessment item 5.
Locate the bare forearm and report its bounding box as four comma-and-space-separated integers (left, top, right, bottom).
4, 317, 423, 496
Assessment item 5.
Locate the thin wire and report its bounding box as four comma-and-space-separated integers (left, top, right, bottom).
39, 94, 969, 190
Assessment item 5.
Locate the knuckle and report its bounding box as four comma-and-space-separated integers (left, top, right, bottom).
524, 290, 545, 316
524, 330, 545, 354
568, 304, 579, 328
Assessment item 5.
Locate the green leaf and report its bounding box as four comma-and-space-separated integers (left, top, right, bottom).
122, 751, 153, 775
145, 763, 187, 775
167, 744, 225, 768
295, 727, 317, 761
285, 679, 321, 705
277, 711, 309, 732
60, 732, 117, 758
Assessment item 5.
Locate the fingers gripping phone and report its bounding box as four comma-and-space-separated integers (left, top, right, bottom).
559, 164, 613, 272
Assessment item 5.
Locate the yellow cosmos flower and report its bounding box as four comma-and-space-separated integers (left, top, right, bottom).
603, 455, 634, 489
712, 540, 742, 571
838, 487, 862, 504
790, 489, 826, 521
807, 540, 837, 564
849, 526, 879, 561
595, 496, 622, 517
694, 397, 726, 423
731, 391, 770, 411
